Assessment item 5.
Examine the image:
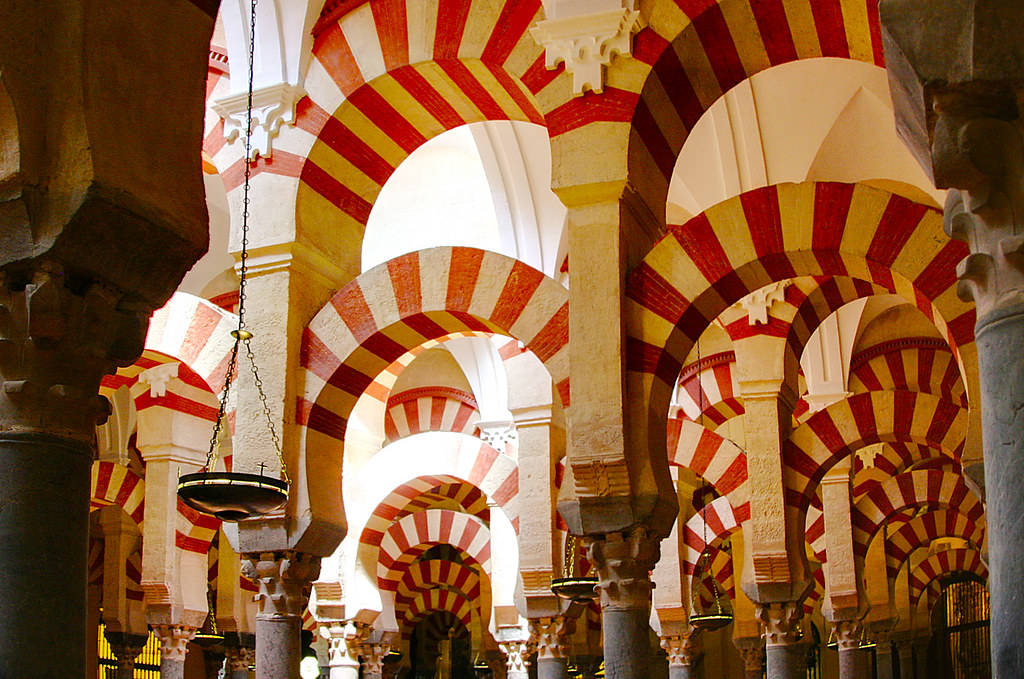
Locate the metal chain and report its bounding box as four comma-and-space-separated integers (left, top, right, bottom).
203, 0, 289, 484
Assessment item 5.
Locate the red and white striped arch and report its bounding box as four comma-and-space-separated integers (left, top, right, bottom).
692, 544, 736, 610
804, 562, 826, 614
287, 0, 551, 266
784, 391, 968, 512
885, 510, 985, 581
851, 470, 984, 561
176, 498, 222, 555
909, 549, 987, 609
667, 418, 749, 515
395, 560, 482, 612
91, 461, 145, 529
805, 506, 826, 563
857, 442, 961, 479
673, 352, 743, 427
682, 496, 743, 577
622, 0, 886, 223
384, 387, 479, 443
361, 476, 493, 547
400, 588, 475, 638
627, 182, 973, 468
848, 338, 967, 407
376, 509, 491, 591
300, 248, 567, 500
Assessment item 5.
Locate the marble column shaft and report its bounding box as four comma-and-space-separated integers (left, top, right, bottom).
588, 527, 660, 679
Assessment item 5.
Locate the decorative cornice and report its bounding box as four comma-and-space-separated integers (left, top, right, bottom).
530, 2, 642, 96
678, 351, 736, 384
848, 337, 950, 373
386, 387, 478, 411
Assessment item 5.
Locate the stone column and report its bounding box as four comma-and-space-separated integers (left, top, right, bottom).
153, 624, 197, 679
321, 621, 369, 679
0, 266, 143, 677
531, 616, 571, 679
757, 602, 803, 679
895, 638, 914, 679
225, 643, 256, 679
360, 642, 390, 679
733, 637, 765, 679
659, 630, 701, 679
498, 639, 534, 679
832, 619, 862, 679
587, 527, 660, 679
105, 631, 148, 679
873, 629, 895, 679
881, 4, 1024, 676
242, 551, 321, 679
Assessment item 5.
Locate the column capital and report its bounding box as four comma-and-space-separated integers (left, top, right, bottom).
103, 630, 148, 663
320, 620, 370, 669
586, 525, 660, 610
360, 641, 391, 675
832, 618, 862, 652
0, 262, 146, 441
225, 644, 256, 673
756, 601, 802, 647
529, 615, 573, 660
241, 550, 321, 618
152, 624, 197, 662
498, 639, 535, 675
733, 636, 765, 673
659, 629, 701, 668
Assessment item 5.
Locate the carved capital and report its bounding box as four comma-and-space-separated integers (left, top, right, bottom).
659, 629, 701, 667
740, 281, 790, 325
225, 644, 256, 672
152, 625, 196, 662
360, 641, 391, 675
0, 262, 147, 440
530, 1, 642, 95
137, 361, 179, 397
756, 601, 802, 647
586, 525, 659, 610
530, 615, 572, 660
733, 636, 765, 672
320, 620, 370, 668
241, 551, 321, 618
212, 82, 306, 160
833, 618, 862, 651
498, 639, 534, 674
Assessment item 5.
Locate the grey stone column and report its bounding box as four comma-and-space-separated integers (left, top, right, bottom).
833, 619, 862, 679
757, 602, 804, 679
660, 628, 701, 679
874, 633, 895, 679
153, 625, 196, 679
242, 551, 321, 679
734, 637, 765, 679
530, 616, 571, 679
881, 4, 1024, 677
896, 640, 913, 679
587, 527, 660, 679
105, 631, 149, 679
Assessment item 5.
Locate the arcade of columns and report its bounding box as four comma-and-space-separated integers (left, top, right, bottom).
2, 1, 1021, 678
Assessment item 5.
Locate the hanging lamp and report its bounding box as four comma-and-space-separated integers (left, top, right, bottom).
178, 0, 290, 521
551, 533, 599, 602
193, 589, 226, 648
688, 484, 734, 631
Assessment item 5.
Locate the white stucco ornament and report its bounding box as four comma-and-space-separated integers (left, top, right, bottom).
530, 1, 642, 96
213, 82, 306, 159
137, 361, 180, 398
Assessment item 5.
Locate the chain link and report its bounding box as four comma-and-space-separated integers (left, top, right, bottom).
203, 0, 289, 484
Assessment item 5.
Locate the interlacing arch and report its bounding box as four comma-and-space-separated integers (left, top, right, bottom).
783, 390, 968, 512
666, 418, 749, 515
909, 549, 987, 608
376, 510, 491, 591
384, 387, 479, 443
300, 247, 566, 522
626, 182, 973, 469
885, 510, 986, 580
852, 470, 985, 560
848, 338, 967, 407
